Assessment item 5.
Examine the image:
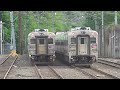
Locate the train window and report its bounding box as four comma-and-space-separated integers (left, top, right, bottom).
39, 39, 44, 44
81, 38, 85, 44
71, 38, 76, 44
90, 38, 96, 43
61, 41, 64, 45
55, 42, 57, 45
30, 39, 36, 44
48, 38, 53, 44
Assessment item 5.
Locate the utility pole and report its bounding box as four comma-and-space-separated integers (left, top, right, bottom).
115, 11, 117, 25
95, 19, 97, 30
0, 11, 2, 54
10, 11, 16, 51
37, 11, 40, 29
18, 11, 22, 55
52, 11, 54, 32
102, 11, 104, 57
64, 12, 67, 32
63, 12, 65, 31
24, 13, 27, 54
114, 11, 117, 58
2, 23, 4, 54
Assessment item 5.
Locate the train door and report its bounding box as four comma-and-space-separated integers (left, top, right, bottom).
77, 36, 90, 55
36, 37, 48, 54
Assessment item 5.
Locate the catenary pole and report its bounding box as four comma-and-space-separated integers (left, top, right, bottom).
114, 11, 117, 58
102, 11, 104, 57
0, 11, 2, 54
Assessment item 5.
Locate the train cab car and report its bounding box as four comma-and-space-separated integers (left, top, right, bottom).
55, 27, 98, 67
28, 29, 55, 65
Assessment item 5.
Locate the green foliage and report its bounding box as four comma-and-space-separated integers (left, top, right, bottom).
3, 11, 120, 54
1, 11, 85, 53
84, 11, 120, 31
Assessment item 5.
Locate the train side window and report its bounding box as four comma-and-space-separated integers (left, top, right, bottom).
71, 38, 76, 44
30, 39, 36, 44
48, 38, 53, 44
90, 38, 96, 43
81, 38, 84, 44
39, 39, 44, 44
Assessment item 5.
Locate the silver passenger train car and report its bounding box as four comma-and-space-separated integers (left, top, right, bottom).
28, 29, 55, 65
55, 27, 98, 67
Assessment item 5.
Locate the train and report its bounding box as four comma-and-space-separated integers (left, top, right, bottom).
28, 29, 56, 65
55, 27, 98, 67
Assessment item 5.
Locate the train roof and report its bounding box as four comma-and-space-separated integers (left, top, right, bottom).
55, 28, 98, 40
34, 29, 48, 32
28, 30, 55, 39
70, 27, 91, 31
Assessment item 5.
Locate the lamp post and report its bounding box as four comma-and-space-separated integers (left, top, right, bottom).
24, 13, 27, 53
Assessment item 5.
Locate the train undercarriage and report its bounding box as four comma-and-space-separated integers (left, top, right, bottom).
30, 54, 55, 65
55, 52, 96, 67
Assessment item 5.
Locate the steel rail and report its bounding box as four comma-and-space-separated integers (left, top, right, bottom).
71, 65, 119, 79
91, 66, 120, 79
34, 65, 44, 79
0, 53, 13, 65
48, 66, 64, 79
73, 66, 98, 79
3, 55, 18, 79
97, 59, 120, 69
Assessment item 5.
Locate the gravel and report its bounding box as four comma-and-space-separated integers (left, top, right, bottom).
0, 56, 15, 67
37, 66, 61, 79
92, 62, 120, 78
51, 66, 93, 79
0, 55, 11, 64
80, 68, 113, 79
14, 54, 31, 67
0, 55, 16, 79
7, 66, 39, 79
0, 67, 9, 79
2, 54, 120, 79
52, 59, 67, 66
0, 55, 8, 58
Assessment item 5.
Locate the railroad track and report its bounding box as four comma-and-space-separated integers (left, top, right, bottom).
34, 65, 64, 79
72, 66, 119, 79
97, 59, 120, 69
0, 53, 13, 65
3, 55, 18, 79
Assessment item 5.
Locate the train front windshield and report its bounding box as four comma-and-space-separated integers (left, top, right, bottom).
30, 39, 36, 44
48, 38, 53, 44
71, 38, 76, 44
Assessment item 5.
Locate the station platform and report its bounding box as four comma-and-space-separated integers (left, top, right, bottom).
98, 58, 120, 64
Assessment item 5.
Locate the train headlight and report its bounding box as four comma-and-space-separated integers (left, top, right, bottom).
29, 55, 31, 57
